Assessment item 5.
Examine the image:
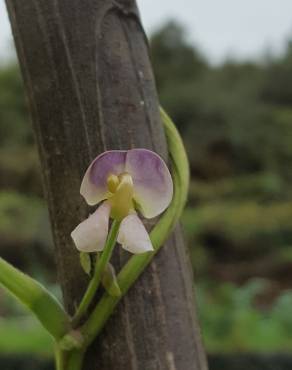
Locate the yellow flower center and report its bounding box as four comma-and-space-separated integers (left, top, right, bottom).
107, 174, 119, 193
107, 173, 134, 220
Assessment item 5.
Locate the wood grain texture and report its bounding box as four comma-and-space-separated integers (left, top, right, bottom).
6, 1, 208, 369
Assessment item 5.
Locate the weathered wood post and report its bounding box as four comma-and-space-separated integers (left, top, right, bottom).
6, 1, 208, 369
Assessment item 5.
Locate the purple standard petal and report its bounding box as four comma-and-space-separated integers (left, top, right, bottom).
117, 214, 153, 254
71, 202, 110, 252
80, 151, 127, 205
125, 149, 173, 218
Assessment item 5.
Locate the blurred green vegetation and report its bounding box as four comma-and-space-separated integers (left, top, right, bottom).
0, 317, 52, 355
0, 288, 53, 355
1, 20, 292, 355
198, 280, 292, 352
0, 191, 44, 240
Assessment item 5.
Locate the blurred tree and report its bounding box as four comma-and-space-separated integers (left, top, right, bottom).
150, 22, 292, 181
260, 40, 292, 106
150, 21, 206, 85
150, 21, 207, 132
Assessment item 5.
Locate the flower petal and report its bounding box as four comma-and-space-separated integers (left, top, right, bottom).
125, 149, 173, 218
80, 151, 127, 205
117, 214, 153, 254
71, 202, 110, 252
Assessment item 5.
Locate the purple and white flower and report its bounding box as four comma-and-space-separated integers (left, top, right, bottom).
71, 149, 173, 254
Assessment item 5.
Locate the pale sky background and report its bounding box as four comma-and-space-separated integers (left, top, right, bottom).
1, 0, 292, 64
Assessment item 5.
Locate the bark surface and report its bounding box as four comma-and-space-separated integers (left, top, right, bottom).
6, 1, 208, 369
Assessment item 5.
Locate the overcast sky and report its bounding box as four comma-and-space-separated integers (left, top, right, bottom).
1, 0, 292, 63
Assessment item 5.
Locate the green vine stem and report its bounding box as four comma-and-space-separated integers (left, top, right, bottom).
77, 107, 189, 349
65, 350, 85, 370
0, 257, 70, 340
55, 344, 84, 370
55, 344, 66, 370
72, 220, 121, 325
